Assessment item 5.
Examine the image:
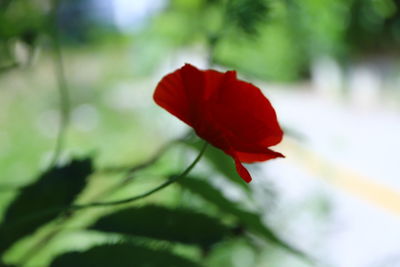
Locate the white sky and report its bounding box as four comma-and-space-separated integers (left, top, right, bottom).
112, 0, 167, 32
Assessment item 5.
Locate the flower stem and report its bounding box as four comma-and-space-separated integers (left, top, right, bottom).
48, 0, 70, 168
72, 141, 208, 210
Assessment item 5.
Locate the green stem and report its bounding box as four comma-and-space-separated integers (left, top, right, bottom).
48, 1, 70, 167
17, 141, 206, 227
89, 134, 189, 205
13, 141, 207, 225
73, 141, 208, 210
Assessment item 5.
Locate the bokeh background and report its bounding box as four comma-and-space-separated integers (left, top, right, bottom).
1, 0, 400, 266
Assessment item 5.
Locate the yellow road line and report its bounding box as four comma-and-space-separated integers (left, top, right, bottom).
280, 138, 400, 216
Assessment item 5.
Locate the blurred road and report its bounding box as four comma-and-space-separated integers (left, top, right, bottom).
265, 88, 400, 267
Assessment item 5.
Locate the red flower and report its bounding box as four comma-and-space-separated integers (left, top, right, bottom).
153, 64, 284, 183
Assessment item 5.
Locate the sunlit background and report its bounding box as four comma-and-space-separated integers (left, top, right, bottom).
1, 0, 400, 266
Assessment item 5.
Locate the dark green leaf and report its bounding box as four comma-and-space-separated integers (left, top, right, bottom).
91, 205, 230, 249
178, 177, 308, 259
188, 141, 250, 192
227, 0, 269, 35
0, 158, 93, 255
0, 261, 14, 267
50, 243, 201, 267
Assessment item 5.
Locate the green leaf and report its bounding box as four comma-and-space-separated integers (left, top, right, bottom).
187, 141, 250, 192
91, 205, 230, 249
50, 243, 201, 267
0, 158, 93, 255
0, 261, 14, 267
227, 0, 269, 35
178, 177, 308, 260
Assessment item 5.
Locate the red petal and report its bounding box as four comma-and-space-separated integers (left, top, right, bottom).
209, 72, 283, 149
153, 66, 193, 127
154, 64, 227, 130
236, 148, 284, 163
234, 158, 252, 183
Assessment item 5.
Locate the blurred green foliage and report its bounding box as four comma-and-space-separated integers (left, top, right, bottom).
0, 0, 396, 266
138, 0, 400, 80
2, 0, 399, 79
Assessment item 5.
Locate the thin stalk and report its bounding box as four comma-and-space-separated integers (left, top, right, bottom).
89, 131, 193, 205
72, 142, 208, 210
48, 2, 70, 167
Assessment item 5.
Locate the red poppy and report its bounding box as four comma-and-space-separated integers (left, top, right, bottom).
153, 64, 284, 183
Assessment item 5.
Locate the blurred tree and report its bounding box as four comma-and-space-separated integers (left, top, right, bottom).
346, 0, 400, 54
131, 0, 400, 80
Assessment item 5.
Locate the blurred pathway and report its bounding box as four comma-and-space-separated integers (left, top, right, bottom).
283, 138, 400, 216
264, 88, 400, 267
